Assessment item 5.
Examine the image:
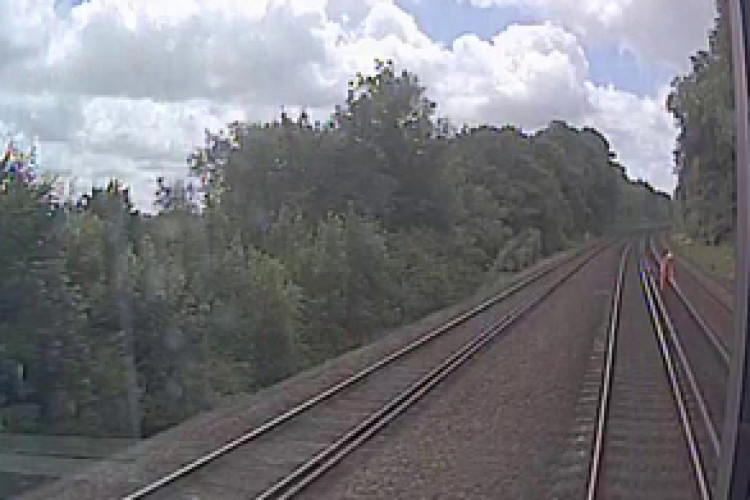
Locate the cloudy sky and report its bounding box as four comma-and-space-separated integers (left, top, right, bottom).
1, 0, 716, 209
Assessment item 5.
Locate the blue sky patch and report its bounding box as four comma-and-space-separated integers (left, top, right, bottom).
396, 0, 665, 98
394, 0, 536, 44
585, 45, 667, 95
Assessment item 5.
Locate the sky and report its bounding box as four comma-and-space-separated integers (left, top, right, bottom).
1, 0, 717, 209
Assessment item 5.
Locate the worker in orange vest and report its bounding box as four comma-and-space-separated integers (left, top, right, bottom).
659, 250, 675, 292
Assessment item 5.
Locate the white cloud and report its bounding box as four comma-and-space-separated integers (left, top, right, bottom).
583, 83, 676, 190
3, 0, 342, 106
75, 98, 246, 162
0, 0, 697, 209
457, 0, 716, 73
436, 23, 591, 129
0, 93, 83, 142
0, 0, 55, 64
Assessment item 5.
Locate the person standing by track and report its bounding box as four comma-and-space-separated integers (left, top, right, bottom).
659, 250, 675, 292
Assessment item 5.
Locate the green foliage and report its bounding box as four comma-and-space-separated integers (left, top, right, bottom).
0, 60, 668, 438
668, 5, 735, 244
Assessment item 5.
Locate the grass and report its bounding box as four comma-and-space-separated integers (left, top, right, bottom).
669, 232, 735, 282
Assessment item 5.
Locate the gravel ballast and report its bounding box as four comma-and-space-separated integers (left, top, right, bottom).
297, 245, 621, 499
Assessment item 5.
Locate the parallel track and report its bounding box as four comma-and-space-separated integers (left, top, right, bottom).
654, 234, 733, 316
644, 237, 730, 486
648, 238, 730, 365
257, 244, 611, 499
124, 243, 608, 499
586, 240, 709, 499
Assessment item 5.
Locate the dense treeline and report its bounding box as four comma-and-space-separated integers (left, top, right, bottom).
668, 4, 736, 244
0, 61, 668, 437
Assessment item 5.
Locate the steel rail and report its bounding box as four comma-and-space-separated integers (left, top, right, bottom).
584, 244, 629, 500
647, 240, 730, 367
640, 254, 712, 500
122, 242, 606, 499
255, 241, 613, 499
644, 262, 722, 458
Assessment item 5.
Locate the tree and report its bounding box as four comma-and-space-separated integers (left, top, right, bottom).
0, 60, 671, 439
668, 4, 735, 243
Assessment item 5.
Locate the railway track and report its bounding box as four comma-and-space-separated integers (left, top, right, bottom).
644, 237, 730, 485
649, 237, 731, 361
122, 242, 610, 499
654, 234, 733, 315
586, 239, 709, 499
